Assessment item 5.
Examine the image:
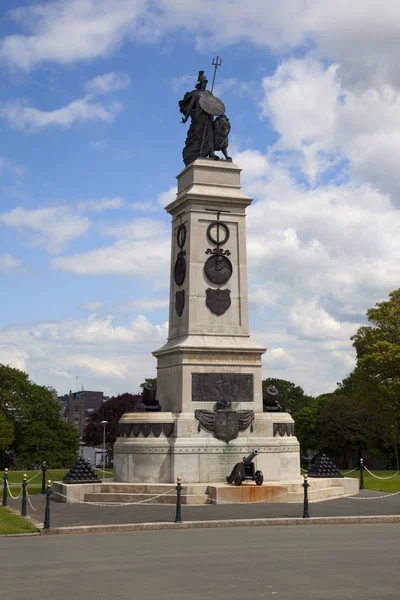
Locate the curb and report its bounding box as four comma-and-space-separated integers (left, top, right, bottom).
41, 515, 400, 535
0, 532, 41, 538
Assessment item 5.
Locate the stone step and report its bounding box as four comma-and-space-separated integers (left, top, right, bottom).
98, 483, 208, 495
84, 492, 177, 505
285, 486, 346, 503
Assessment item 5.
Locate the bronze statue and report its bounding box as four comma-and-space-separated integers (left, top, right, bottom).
179, 58, 231, 166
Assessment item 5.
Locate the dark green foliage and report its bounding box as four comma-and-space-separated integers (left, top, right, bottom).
0, 364, 79, 469
82, 393, 142, 450
262, 377, 314, 414
297, 289, 400, 465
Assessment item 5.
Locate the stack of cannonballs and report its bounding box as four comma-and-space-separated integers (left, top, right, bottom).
308, 454, 343, 478
63, 457, 101, 484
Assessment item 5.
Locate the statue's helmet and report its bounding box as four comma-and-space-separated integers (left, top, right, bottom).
197, 70, 208, 84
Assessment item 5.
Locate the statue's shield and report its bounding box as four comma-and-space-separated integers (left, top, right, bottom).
199, 91, 226, 116
215, 410, 240, 444
206, 288, 231, 316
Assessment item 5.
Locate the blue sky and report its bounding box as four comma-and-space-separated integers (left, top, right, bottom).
1, 1, 399, 397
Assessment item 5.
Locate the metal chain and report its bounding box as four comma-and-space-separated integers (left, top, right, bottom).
342, 467, 359, 475
6, 481, 23, 499
364, 467, 400, 480
51, 487, 177, 506
346, 492, 400, 500
25, 471, 42, 483
92, 467, 114, 478
26, 489, 47, 512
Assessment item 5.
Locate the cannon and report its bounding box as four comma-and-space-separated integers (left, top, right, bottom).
226, 449, 264, 486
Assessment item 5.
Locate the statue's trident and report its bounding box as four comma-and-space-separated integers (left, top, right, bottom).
210, 55, 222, 93
200, 55, 222, 156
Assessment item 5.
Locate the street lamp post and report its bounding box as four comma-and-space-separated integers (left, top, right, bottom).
100, 420, 108, 480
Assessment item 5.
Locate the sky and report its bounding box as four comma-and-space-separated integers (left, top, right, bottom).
0, 0, 400, 398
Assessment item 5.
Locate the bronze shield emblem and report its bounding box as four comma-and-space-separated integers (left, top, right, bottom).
206, 288, 231, 316
214, 410, 240, 444
175, 290, 185, 317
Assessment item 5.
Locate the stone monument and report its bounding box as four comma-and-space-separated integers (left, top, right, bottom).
113, 61, 300, 484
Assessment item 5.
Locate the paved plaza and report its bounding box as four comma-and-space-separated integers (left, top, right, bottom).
1, 524, 399, 599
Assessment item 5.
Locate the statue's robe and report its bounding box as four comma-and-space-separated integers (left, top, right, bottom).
179, 90, 215, 166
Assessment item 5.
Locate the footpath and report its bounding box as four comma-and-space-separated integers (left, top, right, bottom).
7, 489, 400, 530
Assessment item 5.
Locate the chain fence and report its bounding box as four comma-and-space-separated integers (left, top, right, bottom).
26, 489, 47, 512
6, 480, 23, 500
52, 487, 178, 506
364, 467, 400, 480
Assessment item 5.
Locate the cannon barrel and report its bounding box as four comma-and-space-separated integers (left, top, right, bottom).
243, 449, 259, 466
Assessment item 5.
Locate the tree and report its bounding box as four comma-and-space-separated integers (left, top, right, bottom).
15, 419, 79, 469
0, 412, 14, 467
350, 289, 400, 414
82, 393, 142, 456
316, 394, 380, 465
293, 398, 325, 454
262, 378, 313, 414
336, 289, 400, 463
0, 364, 79, 468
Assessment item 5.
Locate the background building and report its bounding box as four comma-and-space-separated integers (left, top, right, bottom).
67, 389, 104, 433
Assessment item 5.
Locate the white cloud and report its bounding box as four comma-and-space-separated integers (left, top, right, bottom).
77, 197, 125, 213
0, 97, 121, 131
52, 217, 170, 277
0, 155, 25, 178
0, 314, 167, 395
89, 139, 107, 151
85, 72, 131, 95
157, 187, 176, 207
2, 0, 400, 95
1, 70, 129, 131
0, 0, 146, 71
130, 201, 158, 212
0, 206, 90, 253
0, 254, 22, 273
80, 301, 103, 313
115, 297, 169, 314
260, 56, 400, 201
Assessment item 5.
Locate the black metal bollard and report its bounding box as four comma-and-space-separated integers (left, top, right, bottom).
41, 461, 48, 494
302, 473, 310, 518
359, 458, 364, 490
21, 474, 27, 517
175, 476, 182, 523
2, 469, 8, 507
43, 481, 52, 530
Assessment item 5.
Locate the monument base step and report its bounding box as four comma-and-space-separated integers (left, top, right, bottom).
53, 477, 358, 505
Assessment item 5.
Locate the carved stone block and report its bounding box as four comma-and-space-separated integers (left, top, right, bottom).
192, 373, 253, 403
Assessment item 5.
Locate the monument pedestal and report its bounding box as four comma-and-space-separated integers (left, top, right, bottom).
113, 411, 299, 484
114, 159, 300, 484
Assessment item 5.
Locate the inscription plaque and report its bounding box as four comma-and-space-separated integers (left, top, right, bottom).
192, 373, 253, 403
200, 453, 240, 482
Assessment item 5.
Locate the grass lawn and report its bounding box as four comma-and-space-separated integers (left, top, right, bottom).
0, 507, 38, 535
346, 470, 400, 493
2, 468, 114, 495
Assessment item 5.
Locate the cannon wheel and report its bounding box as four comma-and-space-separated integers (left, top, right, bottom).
234, 472, 243, 486
255, 470, 263, 486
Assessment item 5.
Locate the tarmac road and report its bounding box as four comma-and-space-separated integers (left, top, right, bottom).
1, 524, 398, 600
